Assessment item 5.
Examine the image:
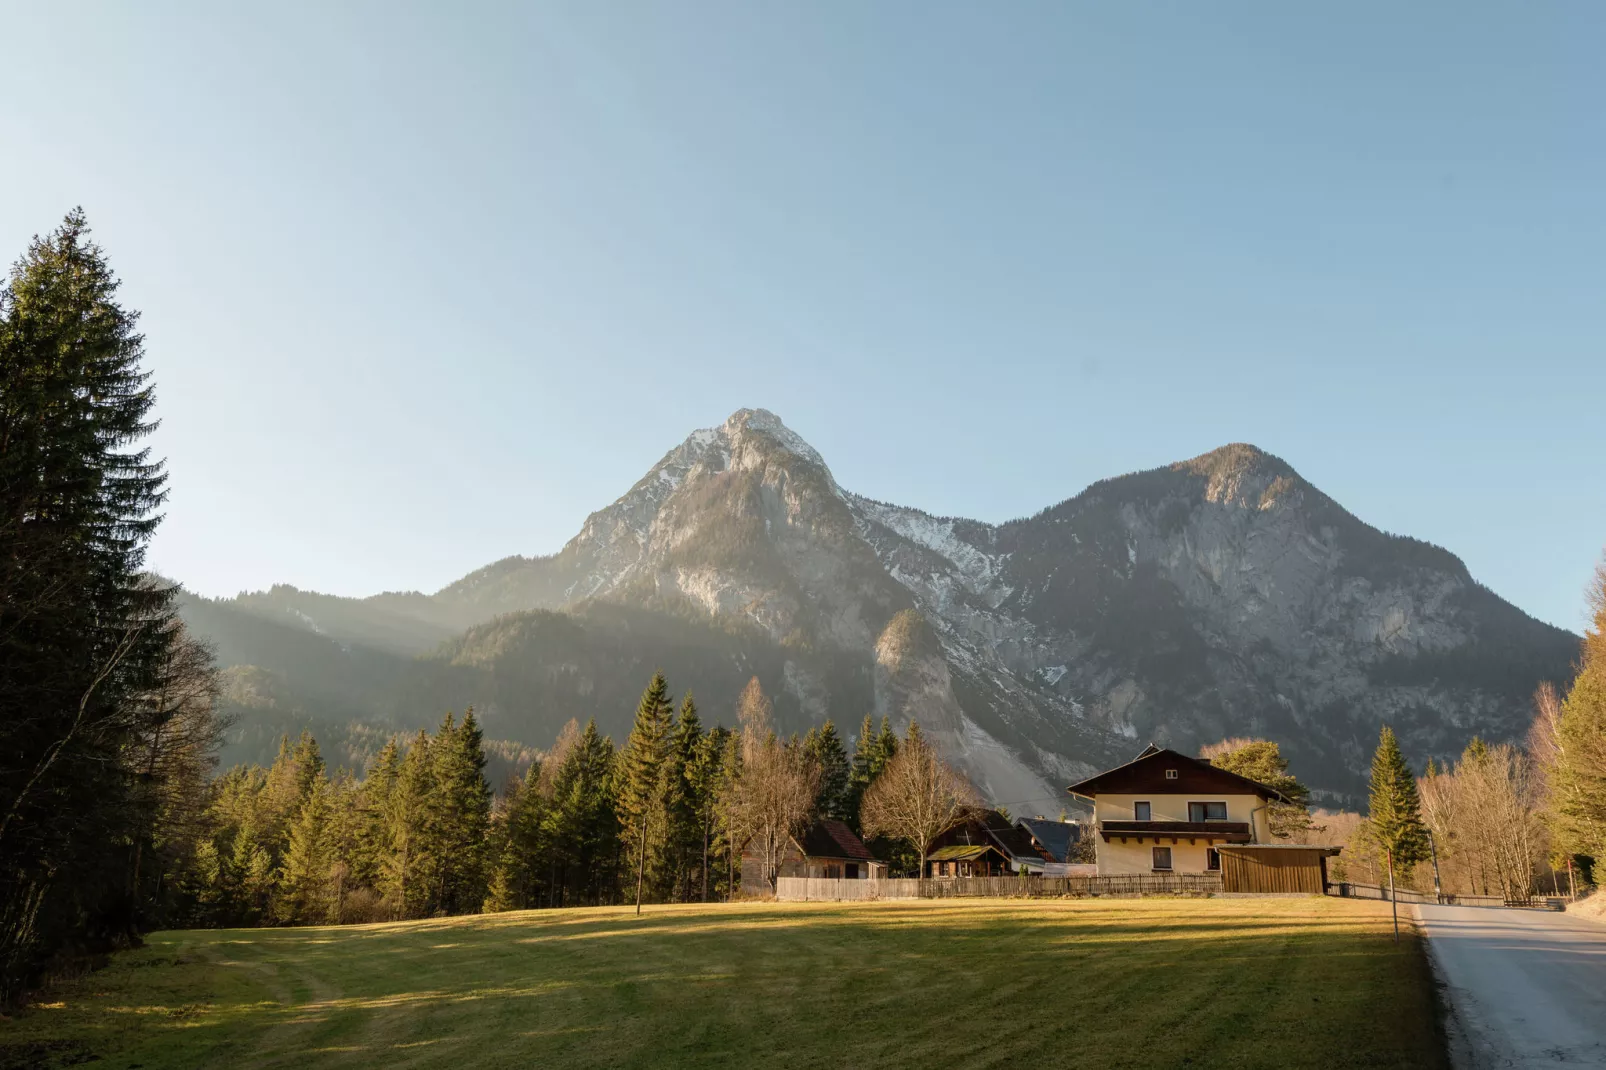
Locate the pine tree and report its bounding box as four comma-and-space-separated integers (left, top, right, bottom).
660, 693, 705, 901
277, 776, 333, 925
547, 720, 620, 907
1204, 739, 1317, 838
691, 725, 732, 902
0, 210, 184, 998
1369, 725, 1432, 873
381, 730, 433, 919
425, 709, 491, 915
806, 721, 851, 823
618, 674, 674, 914
321, 773, 362, 923
846, 715, 898, 833
353, 739, 400, 889
485, 762, 546, 912
261, 732, 323, 857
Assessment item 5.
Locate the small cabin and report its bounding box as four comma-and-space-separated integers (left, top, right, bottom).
927, 809, 1052, 876
740, 819, 887, 887
926, 843, 1011, 878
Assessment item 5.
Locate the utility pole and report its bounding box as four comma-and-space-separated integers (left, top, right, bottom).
1427, 830, 1443, 905
1388, 848, 1399, 943
1568, 856, 1577, 902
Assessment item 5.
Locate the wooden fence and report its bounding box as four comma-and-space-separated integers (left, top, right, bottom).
775, 873, 1223, 902
1331, 882, 1564, 909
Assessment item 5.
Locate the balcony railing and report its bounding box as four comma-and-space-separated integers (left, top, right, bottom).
1097, 820, 1251, 843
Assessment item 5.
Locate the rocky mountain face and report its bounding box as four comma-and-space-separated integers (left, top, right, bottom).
187, 410, 1577, 806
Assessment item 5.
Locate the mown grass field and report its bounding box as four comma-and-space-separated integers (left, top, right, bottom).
3, 897, 1445, 1070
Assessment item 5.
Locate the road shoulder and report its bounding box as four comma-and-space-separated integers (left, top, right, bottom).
1413, 905, 1480, 1070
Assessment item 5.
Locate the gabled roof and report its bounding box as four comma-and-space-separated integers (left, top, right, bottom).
794, 818, 875, 862
928, 843, 1008, 862
1017, 818, 1083, 863
941, 809, 1049, 862
1065, 745, 1287, 802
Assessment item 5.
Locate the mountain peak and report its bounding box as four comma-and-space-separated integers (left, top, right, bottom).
719, 408, 828, 470
1174, 442, 1302, 502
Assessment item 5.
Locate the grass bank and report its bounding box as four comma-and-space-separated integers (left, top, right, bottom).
2, 897, 1444, 1070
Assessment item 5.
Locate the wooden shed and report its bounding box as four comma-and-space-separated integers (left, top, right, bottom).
1217, 845, 1340, 894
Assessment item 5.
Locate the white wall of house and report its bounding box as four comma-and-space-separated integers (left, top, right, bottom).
1092, 793, 1269, 835
1092, 792, 1269, 875
1098, 839, 1217, 875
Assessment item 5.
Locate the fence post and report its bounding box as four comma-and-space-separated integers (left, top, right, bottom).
1387, 849, 1399, 944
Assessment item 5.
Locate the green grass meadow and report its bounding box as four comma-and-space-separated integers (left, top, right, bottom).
2, 897, 1445, 1070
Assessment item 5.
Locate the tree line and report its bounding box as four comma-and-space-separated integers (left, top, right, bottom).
175, 670, 980, 928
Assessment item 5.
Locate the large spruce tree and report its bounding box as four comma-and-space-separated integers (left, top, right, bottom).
1368, 725, 1431, 872
617, 674, 674, 914
422, 709, 492, 915
548, 720, 619, 906
660, 693, 705, 901
0, 211, 192, 1000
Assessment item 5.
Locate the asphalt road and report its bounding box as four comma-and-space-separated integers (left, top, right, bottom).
1416, 902, 1606, 1068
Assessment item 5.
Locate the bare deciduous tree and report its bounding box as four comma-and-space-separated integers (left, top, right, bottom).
722, 679, 818, 895
859, 723, 980, 878
1420, 742, 1542, 900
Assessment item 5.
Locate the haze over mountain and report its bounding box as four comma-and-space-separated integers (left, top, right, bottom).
182, 409, 1577, 809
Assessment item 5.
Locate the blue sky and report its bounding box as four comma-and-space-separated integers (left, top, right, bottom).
2, 4, 1601, 630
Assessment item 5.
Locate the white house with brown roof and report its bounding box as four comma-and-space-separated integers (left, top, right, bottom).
1065, 744, 1283, 877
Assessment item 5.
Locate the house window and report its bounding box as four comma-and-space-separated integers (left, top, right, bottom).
1134, 801, 1152, 821
1165, 769, 1178, 780
1152, 847, 1173, 871
1206, 849, 1220, 871
1188, 802, 1229, 822
846, 863, 859, 879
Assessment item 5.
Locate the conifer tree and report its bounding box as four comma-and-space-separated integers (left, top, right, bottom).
660, 693, 705, 900
353, 739, 400, 890
547, 720, 619, 907
618, 674, 674, 914
1369, 725, 1431, 874
485, 761, 546, 912
691, 725, 732, 901
0, 210, 185, 998
1203, 738, 1317, 838
322, 773, 362, 923
381, 730, 433, 919
425, 709, 491, 915
876, 717, 899, 759
806, 720, 851, 823
277, 776, 333, 925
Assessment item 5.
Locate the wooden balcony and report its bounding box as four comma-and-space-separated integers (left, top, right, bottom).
1097, 820, 1252, 844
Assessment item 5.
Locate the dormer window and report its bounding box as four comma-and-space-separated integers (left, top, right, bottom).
1165, 769, 1178, 780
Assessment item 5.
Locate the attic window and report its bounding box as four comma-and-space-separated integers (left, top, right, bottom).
1165, 769, 1178, 780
